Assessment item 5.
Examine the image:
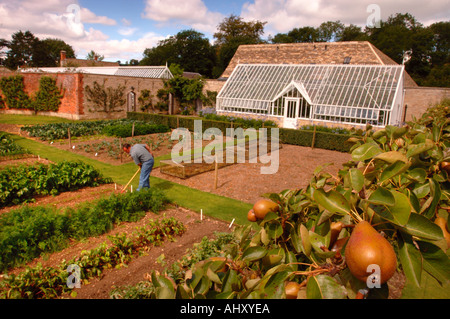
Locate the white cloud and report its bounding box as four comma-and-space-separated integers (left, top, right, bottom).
118, 27, 139, 36
241, 0, 450, 36
142, 0, 224, 34
0, 0, 163, 62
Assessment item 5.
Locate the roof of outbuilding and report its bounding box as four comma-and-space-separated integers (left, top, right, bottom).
221, 41, 417, 87
19, 66, 173, 79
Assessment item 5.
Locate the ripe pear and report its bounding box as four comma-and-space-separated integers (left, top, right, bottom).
252, 199, 279, 220
247, 209, 257, 222
344, 221, 397, 284
284, 281, 301, 299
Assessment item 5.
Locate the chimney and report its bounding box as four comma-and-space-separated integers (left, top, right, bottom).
60, 50, 66, 67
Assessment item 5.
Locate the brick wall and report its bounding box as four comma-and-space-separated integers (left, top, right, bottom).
0, 72, 172, 120
0, 72, 84, 119
403, 86, 450, 122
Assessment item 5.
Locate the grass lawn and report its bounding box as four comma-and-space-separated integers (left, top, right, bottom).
0, 114, 75, 125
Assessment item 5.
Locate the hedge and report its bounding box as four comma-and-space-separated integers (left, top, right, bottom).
127, 112, 352, 153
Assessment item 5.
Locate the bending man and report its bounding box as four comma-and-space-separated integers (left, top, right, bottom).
122, 143, 154, 191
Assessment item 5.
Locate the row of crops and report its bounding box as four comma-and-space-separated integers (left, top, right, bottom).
0, 132, 31, 159
0, 161, 112, 208
21, 119, 170, 140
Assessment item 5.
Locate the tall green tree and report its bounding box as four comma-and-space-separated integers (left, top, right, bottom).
3, 30, 38, 69
213, 14, 267, 78
41, 38, 76, 66
1, 31, 76, 69
140, 29, 216, 78
365, 13, 438, 85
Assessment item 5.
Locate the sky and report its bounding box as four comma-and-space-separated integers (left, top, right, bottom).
0, 0, 448, 64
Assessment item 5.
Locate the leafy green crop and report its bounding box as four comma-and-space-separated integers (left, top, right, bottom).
0, 216, 185, 299
21, 119, 169, 141
0, 161, 112, 208
0, 188, 170, 272
0, 132, 30, 157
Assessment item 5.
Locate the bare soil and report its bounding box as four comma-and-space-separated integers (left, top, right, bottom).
154, 143, 353, 204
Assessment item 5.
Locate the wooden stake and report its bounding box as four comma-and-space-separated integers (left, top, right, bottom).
68, 127, 71, 150
311, 126, 316, 149
214, 154, 218, 190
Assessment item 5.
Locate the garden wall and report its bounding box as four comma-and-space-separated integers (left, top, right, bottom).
0, 72, 84, 119
81, 74, 175, 120
0, 71, 175, 120
403, 86, 450, 122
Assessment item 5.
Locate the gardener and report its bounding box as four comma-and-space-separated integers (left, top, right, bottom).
122, 143, 154, 191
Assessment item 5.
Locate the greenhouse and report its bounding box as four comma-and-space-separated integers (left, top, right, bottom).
216, 64, 405, 128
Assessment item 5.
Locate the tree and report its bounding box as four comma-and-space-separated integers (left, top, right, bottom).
86, 50, 104, 61
317, 21, 345, 42
365, 13, 436, 85
213, 15, 267, 78
1, 31, 75, 68
84, 81, 126, 114
41, 38, 76, 66
141, 29, 216, 78
338, 24, 367, 42
3, 30, 38, 69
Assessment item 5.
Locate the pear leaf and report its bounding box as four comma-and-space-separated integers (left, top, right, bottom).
313, 188, 351, 216
367, 187, 395, 206
306, 275, 347, 299
397, 232, 422, 287
351, 142, 382, 162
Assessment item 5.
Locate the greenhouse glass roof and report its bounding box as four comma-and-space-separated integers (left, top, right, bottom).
217, 64, 404, 112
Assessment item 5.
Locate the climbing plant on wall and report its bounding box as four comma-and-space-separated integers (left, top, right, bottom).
84, 81, 126, 114
32, 76, 63, 113
0, 75, 31, 109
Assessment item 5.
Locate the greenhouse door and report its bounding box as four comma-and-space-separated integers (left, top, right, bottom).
283, 98, 298, 129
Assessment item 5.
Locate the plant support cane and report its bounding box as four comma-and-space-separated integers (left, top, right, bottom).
121, 168, 140, 193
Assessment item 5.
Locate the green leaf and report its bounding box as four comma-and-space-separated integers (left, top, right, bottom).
155, 286, 175, 299
406, 139, 435, 158
405, 168, 427, 183
222, 269, 240, 293
306, 275, 347, 299
374, 151, 408, 163
206, 267, 222, 285
423, 178, 441, 219
379, 160, 411, 183
348, 168, 364, 192
260, 271, 291, 298
397, 232, 422, 287
242, 246, 267, 262
312, 188, 351, 216
399, 213, 444, 241
351, 142, 382, 162
413, 182, 430, 199
384, 190, 412, 226
367, 187, 395, 206
289, 228, 302, 254
176, 285, 190, 299
417, 241, 450, 285
299, 224, 311, 257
